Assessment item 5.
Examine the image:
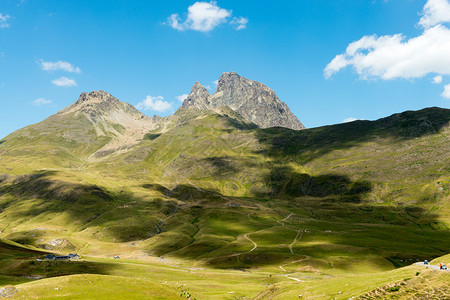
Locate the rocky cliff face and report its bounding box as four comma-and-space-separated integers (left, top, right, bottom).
181, 82, 211, 110
181, 72, 305, 130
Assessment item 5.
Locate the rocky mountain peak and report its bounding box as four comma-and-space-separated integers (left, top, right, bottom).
59, 90, 145, 120
75, 90, 119, 106
181, 81, 211, 110
55, 90, 157, 160
216, 72, 242, 92
181, 72, 305, 130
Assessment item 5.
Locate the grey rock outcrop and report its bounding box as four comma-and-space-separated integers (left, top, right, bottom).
180, 72, 305, 130
181, 82, 211, 110
60, 90, 148, 121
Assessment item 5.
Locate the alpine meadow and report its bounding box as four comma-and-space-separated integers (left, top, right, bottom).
0, 1, 449, 299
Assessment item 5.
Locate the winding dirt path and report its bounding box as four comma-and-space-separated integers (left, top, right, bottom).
276, 212, 293, 226
278, 228, 309, 274
281, 213, 293, 222
284, 274, 303, 282
216, 232, 259, 259
247, 212, 256, 223
244, 233, 257, 253
289, 230, 302, 255
279, 255, 310, 272
230, 233, 258, 257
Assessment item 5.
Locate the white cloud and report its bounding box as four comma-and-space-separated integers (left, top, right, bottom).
168, 14, 184, 31
343, 117, 358, 123
167, 1, 247, 32
325, 0, 450, 82
136, 95, 173, 112
176, 94, 189, 102
33, 98, 52, 106
51, 77, 77, 87
40, 60, 81, 73
442, 84, 450, 98
230, 16, 248, 30
212, 80, 218, 86
0, 13, 10, 28
433, 75, 443, 84
419, 0, 450, 28
325, 25, 450, 80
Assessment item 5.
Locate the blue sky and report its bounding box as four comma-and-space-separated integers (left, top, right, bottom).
1, 0, 450, 138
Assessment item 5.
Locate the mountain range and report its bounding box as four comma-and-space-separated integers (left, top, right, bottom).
0, 72, 449, 298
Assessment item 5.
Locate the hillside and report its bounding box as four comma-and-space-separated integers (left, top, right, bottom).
0, 91, 448, 298
0, 91, 159, 169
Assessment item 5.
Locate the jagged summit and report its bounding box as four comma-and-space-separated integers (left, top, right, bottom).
60, 90, 145, 120
180, 72, 305, 130
77, 90, 119, 104
181, 82, 211, 110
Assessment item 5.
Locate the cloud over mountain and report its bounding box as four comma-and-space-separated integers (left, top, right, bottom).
136, 95, 173, 112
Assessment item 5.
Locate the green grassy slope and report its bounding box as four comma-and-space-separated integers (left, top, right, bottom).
0, 106, 448, 297
4, 253, 448, 300
8, 274, 182, 299
0, 112, 112, 172
0, 238, 47, 286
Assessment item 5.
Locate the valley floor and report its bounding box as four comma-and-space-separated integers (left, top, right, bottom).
0, 106, 448, 299
1, 251, 449, 299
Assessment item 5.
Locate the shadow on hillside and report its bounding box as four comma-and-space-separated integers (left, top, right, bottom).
0, 170, 154, 243
0, 240, 118, 280
254, 107, 449, 164
143, 133, 161, 140
219, 114, 258, 132
252, 164, 371, 201
202, 156, 238, 177
0, 239, 48, 256
142, 169, 371, 204
193, 155, 259, 180
139, 177, 450, 269
143, 183, 224, 202
0, 171, 114, 204
3, 259, 116, 279
0, 140, 5, 145
2, 171, 448, 270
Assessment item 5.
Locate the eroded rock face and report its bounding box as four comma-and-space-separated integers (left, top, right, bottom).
181, 72, 305, 130
60, 90, 147, 120
57, 90, 157, 160
181, 82, 211, 110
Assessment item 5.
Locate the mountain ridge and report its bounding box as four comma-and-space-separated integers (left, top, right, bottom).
180, 72, 305, 130
0, 72, 304, 159
0, 101, 448, 279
